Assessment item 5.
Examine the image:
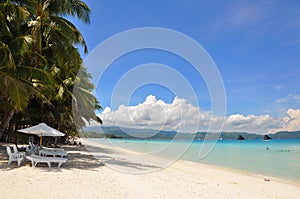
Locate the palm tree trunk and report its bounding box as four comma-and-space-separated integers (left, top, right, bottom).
0, 110, 15, 139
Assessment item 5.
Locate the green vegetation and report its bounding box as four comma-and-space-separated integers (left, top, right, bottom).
80, 126, 178, 139
271, 131, 300, 139
0, 0, 101, 140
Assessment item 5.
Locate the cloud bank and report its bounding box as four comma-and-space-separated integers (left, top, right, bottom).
97, 95, 300, 134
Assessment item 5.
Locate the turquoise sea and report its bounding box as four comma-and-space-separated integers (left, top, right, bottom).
89, 138, 300, 183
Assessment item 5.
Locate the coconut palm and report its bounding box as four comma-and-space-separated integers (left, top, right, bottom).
72, 66, 103, 129
0, 0, 52, 138
0, 0, 101, 138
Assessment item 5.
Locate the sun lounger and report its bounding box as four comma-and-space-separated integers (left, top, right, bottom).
41, 146, 65, 152
28, 142, 39, 154
12, 144, 26, 157
7, 146, 25, 166
39, 149, 67, 157
26, 154, 67, 168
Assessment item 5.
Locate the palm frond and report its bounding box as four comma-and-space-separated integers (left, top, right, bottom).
6, 75, 29, 111
48, 0, 90, 24
46, 16, 88, 53
9, 35, 32, 56
0, 42, 16, 69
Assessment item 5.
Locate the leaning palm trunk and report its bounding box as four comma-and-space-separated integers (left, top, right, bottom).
0, 109, 15, 139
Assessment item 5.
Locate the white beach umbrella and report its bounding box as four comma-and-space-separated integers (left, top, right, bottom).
17, 123, 65, 146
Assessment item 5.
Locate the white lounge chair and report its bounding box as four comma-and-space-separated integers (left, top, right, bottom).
39, 149, 67, 157
26, 154, 67, 168
41, 146, 65, 152
29, 142, 39, 154
12, 144, 26, 157
6, 146, 24, 166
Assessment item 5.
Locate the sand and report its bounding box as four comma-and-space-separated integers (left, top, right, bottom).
0, 141, 299, 199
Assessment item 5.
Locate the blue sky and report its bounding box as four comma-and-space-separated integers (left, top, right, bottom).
71, 1, 300, 133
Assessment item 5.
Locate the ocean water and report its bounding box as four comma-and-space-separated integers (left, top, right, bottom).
89, 138, 300, 183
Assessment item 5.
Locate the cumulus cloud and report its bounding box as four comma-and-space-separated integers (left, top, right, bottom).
96, 95, 300, 134
225, 109, 300, 134
99, 95, 212, 133
268, 109, 300, 133
224, 114, 279, 133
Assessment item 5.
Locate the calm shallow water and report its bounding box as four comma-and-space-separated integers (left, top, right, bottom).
89, 138, 300, 183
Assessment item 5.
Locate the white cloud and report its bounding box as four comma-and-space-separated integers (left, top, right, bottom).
276, 94, 300, 104
99, 95, 212, 133
224, 114, 279, 133
268, 109, 300, 133
275, 85, 283, 91
211, 1, 268, 31
96, 95, 300, 134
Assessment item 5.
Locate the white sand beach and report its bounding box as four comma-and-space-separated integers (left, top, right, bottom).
0, 141, 300, 199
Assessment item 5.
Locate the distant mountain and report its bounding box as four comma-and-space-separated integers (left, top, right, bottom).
80, 126, 177, 139
195, 132, 264, 140
270, 131, 300, 139
80, 126, 300, 140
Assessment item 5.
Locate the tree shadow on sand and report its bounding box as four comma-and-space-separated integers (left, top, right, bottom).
0, 142, 161, 172
84, 143, 162, 172
0, 143, 104, 171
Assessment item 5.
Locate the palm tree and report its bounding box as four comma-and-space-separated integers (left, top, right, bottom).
73, 66, 102, 129
20, 0, 89, 67
0, 0, 52, 138
0, 0, 101, 138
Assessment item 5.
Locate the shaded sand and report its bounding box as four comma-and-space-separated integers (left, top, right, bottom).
0, 141, 299, 199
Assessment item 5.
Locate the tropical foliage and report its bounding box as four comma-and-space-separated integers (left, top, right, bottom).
0, 0, 101, 139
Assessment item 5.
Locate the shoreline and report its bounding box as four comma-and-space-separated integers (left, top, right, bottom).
83, 138, 300, 185
83, 139, 300, 198
179, 159, 300, 187
1, 141, 300, 198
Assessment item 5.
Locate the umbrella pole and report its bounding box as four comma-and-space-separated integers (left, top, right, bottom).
40, 132, 43, 146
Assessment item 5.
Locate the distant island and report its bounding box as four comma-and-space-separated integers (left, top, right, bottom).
80, 126, 300, 140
